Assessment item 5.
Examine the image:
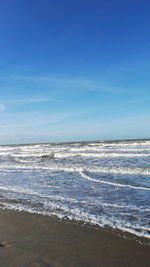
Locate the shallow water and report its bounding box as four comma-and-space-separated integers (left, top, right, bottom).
0, 140, 150, 239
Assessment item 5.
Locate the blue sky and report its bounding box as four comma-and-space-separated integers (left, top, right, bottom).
0, 0, 150, 144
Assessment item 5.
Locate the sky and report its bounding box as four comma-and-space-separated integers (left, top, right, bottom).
0, 0, 150, 144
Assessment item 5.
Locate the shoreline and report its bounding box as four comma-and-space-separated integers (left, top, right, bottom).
1, 137, 150, 147
0, 209, 149, 266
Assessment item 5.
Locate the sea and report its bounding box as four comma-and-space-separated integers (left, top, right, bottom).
0, 139, 150, 240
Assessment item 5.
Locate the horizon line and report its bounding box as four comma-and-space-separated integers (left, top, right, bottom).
1, 137, 150, 147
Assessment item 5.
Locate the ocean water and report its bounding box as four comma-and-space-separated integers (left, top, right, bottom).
0, 140, 150, 239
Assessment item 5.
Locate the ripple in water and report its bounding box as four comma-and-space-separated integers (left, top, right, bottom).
0, 139, 150, 240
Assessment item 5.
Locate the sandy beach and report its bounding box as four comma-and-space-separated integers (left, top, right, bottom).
0, 209, 149, 267
0, 0, 150, 264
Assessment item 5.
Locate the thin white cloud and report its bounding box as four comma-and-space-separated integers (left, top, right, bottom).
9, 74, 125, 93
0, 111, 72, 130
9, 96, 55, 104
2, 95, 57, 104
0, 104, 6, 111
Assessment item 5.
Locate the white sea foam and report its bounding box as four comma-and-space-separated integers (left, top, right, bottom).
93, 141, 150, 146
0, 185, 39, 196
13, 157, 39, 163
0, 163, 150, 176
55, 152, 150, 158
1, 201, 150, 240
0, 140, 150, 240
71, 147, 150, 152
99, 203, 150, 212
79, 171, 150, 191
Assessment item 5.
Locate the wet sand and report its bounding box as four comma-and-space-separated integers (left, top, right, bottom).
0, 209, 149, 267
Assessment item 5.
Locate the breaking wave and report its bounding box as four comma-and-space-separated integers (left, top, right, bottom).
1, 163, 150, 176
0, 139, 150, 241
79, 171, 150, 191
10, 153, 55, 163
